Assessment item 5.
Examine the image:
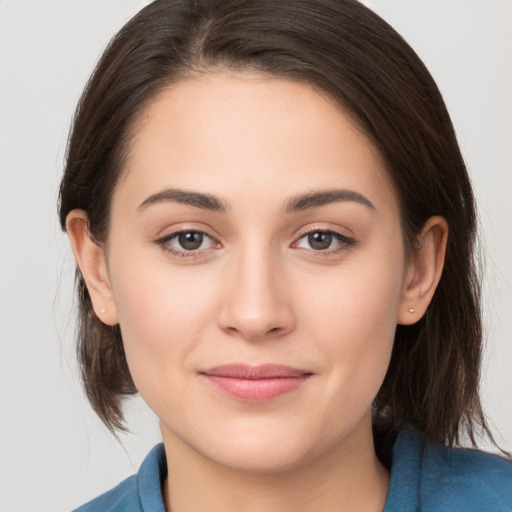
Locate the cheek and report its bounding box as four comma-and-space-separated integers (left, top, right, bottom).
297, 247, 404, 398
107, 251, 219, 397
300, 246, 404, 336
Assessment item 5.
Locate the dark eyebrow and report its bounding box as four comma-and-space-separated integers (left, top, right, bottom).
285, 189, 375, 213
137, 188, 227, 213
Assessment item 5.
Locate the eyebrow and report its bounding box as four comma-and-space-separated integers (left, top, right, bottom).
137, 187, 374, 214
285, 189, 375, 212
137, 188, 227, 213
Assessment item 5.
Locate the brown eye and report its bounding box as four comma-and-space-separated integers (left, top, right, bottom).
293, 229, 355, 253
157, 230, 216, 255
177, 231, 204, 251
307, 231, 333, 250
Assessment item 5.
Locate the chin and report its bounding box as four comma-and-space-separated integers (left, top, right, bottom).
210, 437, 314, 474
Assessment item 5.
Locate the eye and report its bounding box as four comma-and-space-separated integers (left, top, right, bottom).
156, 230, 218, 256
293, 230, 355, 252
173, 231, 209, 251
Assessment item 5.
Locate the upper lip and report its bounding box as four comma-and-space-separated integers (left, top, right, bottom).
200, 364, 312, 379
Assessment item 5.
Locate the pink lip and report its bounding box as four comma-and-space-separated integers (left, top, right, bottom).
200, 364, 312, 402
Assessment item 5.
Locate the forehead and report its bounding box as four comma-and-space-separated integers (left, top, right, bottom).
117, 72, 397, 215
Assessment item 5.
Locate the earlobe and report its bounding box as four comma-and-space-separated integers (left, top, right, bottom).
66, 210, 119, 326
397, 216, 448, 325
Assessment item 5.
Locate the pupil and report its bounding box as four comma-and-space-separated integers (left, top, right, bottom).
178, 232, 203, 250
309, 231, 332, 250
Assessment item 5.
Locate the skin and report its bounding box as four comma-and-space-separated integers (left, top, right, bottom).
67, 73, 448, 512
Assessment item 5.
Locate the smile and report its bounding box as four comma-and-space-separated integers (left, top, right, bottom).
199, 364, 313, 402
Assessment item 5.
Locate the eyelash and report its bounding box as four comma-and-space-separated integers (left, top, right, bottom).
155, 230, 218, 259
292, 229, 356, 256
155, 228, 356, 259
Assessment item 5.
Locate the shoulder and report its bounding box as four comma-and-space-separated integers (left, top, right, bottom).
73, 475, 139, 512
387, 429, 512, 512
73, 444, 167, 512
422, 438, 512, 511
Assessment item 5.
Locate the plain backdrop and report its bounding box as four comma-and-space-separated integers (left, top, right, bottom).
0, 1, 510, 511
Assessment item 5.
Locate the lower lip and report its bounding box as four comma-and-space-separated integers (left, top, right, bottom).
203, 375, 310, 401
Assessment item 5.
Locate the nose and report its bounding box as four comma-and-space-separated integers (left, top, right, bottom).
217, 245, 295, 341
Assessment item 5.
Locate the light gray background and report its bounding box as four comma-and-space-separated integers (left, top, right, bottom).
0, 1, 510, 511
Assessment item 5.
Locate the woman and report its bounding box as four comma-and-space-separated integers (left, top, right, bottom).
59, 0, 512, 510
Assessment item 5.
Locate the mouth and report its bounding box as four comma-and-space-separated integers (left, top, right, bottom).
199, 364, 313, 402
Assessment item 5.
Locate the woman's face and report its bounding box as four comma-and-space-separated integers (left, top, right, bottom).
105, 73, 411, 471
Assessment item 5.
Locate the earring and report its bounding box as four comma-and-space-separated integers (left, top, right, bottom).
408, 308, 415, 313
101, 308, 106, 314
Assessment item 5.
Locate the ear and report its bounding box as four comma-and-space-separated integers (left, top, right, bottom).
397, 216, 448, 325
66, 210, 119, 326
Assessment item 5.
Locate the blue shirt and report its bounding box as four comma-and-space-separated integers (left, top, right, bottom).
74, 429, 512, 511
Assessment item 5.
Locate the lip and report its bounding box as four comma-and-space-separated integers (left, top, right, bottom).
199, 364, 312, 402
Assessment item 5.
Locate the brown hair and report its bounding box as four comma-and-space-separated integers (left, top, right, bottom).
59, 0, 491, 446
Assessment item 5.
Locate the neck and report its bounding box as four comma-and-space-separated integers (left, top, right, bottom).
161, 417, 390, 512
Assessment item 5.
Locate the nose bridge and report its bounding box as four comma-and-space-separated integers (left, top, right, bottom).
218, 238, 293, 340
